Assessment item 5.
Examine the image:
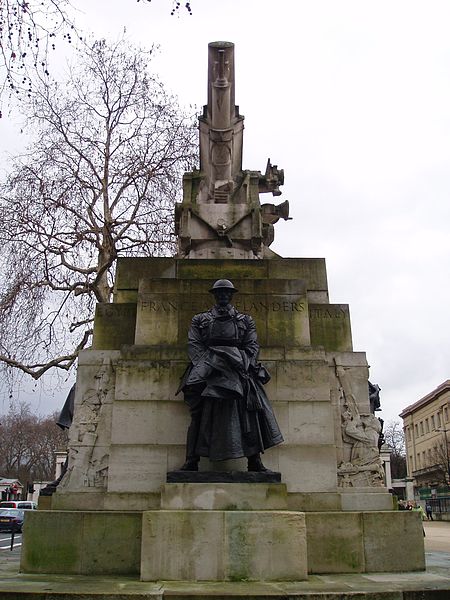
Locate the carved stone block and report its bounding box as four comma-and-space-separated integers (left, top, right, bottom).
140, 510, 307, 581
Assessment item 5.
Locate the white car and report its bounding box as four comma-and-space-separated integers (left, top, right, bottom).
0, 500, 37, 510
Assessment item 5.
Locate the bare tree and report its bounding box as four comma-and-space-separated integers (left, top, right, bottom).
0, 402, 67, 482
383, 420, 407, 479
0, 1, 193, 109
0, 0, 77, 106
139, 1, 193, 16
430, 438, 450, 486
0, 37, 197, 382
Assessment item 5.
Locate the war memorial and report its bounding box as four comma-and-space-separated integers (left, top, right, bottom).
16, 42, 434, 595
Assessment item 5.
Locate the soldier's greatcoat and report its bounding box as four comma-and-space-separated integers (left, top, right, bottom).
178, 304, 283, 461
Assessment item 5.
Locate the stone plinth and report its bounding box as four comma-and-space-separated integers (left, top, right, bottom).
140, 510, 307, 582
160, 482, 288, 510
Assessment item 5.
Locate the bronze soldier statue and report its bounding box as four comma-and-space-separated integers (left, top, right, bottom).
178, 279, 283, 472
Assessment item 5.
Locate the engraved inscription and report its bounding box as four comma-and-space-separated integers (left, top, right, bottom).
138, 295, 305, 314
309, 307, 347, 319
99, 304, 134, 318
140, 300, 178, 311
235, 300, 305, 313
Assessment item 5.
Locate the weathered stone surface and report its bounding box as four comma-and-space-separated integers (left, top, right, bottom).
52, 491, 161, 511
274, 402, 335, 445
21, 511, 141, 575
287, 492, 341, 511
275, 360, 329, 402
114, 256, 177, 298
160, 483, 287, 510
141, 510, 225, 581
111, 401, 188, 446
340, 489, 393, 511
135, 278, 310, 348
224, 511, 307, 582
115, 361, 187, 401
362, 511, 426, 572
177, 259, 267, 282
331, 356, 371, 415
275, 445, 338, 493
140, 510, 307, 581
77, 349, 122, 366
59, 358, 115, 493
305, 510, 426, 574
275, 360, 330, 402
93, 303, 137, 350
114, 257, 329, 299
309, 304, 353, 351
21, 507, 425, 578
305, 512, 365, 573
107, 446, 169, 493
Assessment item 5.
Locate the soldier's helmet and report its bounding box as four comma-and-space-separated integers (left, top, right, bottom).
209, 279, 238, 294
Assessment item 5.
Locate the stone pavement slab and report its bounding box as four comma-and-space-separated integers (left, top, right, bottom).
0, 567, 449, 599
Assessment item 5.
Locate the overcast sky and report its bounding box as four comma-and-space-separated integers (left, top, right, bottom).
1, 0, 449, 425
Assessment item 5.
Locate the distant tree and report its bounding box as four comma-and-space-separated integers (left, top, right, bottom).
0, 37, 197, 382
383, 420, 407, 479
0, 401, 67, 483
430, 438, 450, 487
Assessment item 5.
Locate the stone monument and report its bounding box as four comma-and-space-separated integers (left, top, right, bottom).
21, 41, 425, 581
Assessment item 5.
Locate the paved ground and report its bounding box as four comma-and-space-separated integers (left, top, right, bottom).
424, 520, 450, 552
0, 520, 449, 598
423, 520, 450, 575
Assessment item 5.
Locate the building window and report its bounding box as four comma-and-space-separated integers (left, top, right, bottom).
431, 415, 435, 429
415, 424, 419, 437
444, 406, 449, 422
422, 451, 426, 466
417, 453, 421, 468
420, 421, 424, 436
425, 418, 429, 433
407, 427, 411, 441
437, 412, 442, 427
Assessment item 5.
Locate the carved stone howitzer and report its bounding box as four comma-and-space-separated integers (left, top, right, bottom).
175, 41, 291, 259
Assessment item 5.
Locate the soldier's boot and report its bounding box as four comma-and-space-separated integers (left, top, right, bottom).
247, 453, 272, 473
179, 457, 199, 471
179, 410, 201, 471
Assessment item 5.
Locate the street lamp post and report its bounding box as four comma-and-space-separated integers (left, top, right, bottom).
436, 426, 450, 485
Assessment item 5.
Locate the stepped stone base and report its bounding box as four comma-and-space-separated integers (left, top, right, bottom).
22, 484, 425, 578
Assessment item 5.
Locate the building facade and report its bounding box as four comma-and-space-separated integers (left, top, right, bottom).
400, 380, 450, 514
0, 478, 24, 500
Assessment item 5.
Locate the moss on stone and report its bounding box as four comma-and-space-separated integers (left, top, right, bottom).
21, 511, 142, 575
92, 303, 137, 350
309, 304, 353, 351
